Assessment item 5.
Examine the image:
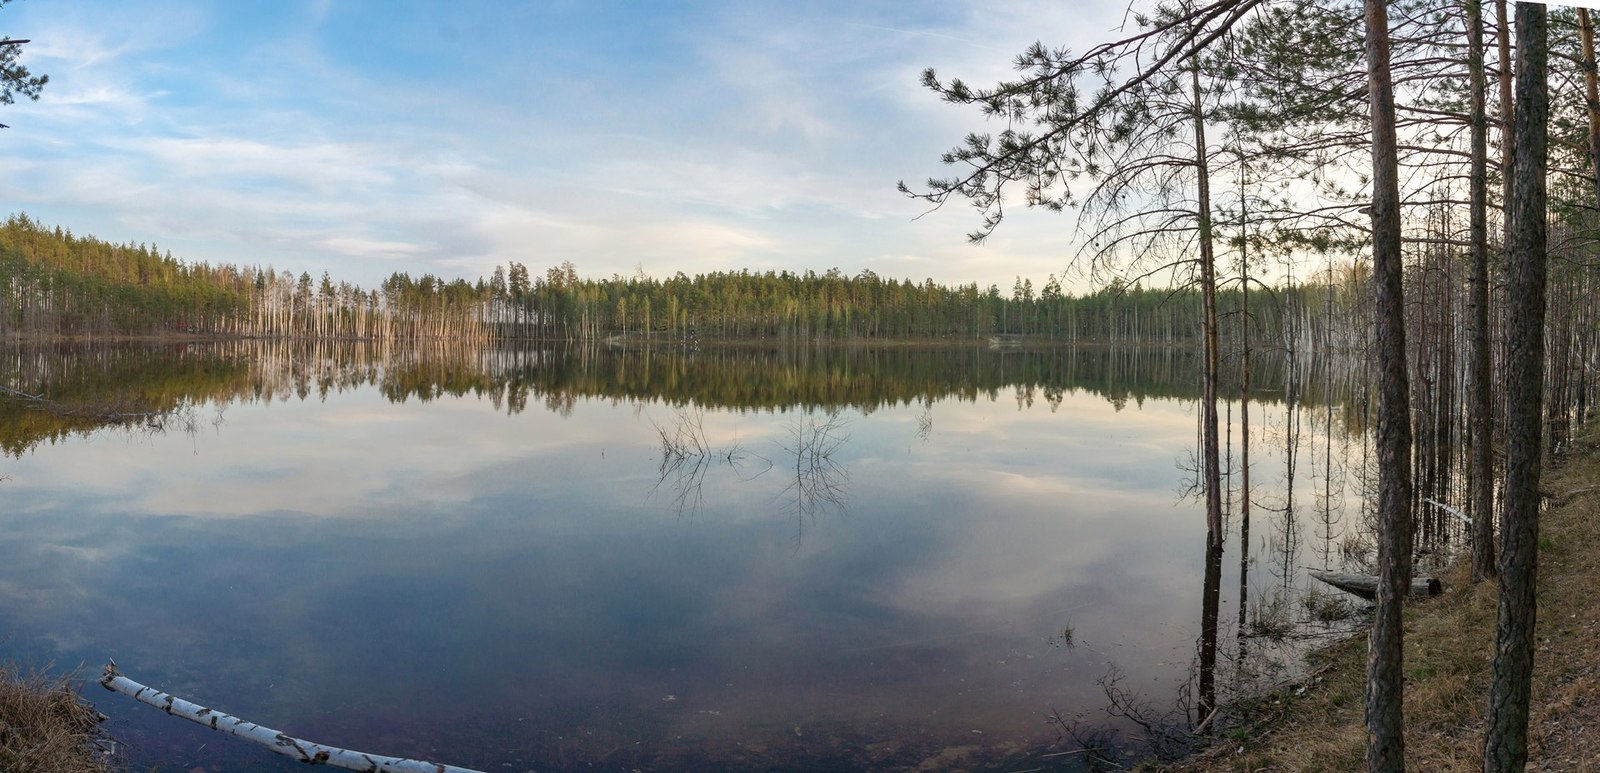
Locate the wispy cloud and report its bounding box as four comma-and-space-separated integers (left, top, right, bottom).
1, 0, 1141, 292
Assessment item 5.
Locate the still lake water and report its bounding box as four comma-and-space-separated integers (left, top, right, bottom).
0, 342, 1377, 771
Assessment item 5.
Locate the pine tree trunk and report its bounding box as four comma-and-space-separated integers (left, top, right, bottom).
1467, 0, 1497, 583
1363, 1, 1414, 770
1582, 8, 1600, 215
1484, 6, 1547, 770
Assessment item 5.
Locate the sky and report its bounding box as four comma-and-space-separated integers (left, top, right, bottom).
1, 1, 1153, 293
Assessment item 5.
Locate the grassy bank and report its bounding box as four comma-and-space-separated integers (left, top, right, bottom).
1168, 430, 1600, 771
0, 665, 112, 772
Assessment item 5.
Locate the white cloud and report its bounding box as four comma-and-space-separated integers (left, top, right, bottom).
2, 0, 1154, 293
316, 236, 426, 261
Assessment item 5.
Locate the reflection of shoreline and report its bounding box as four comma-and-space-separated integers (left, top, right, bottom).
1, 340, 1374, 464
5, 340, 1372, 411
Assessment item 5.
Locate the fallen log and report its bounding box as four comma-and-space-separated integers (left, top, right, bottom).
99, 663, 484, 773
1308, 570, 1441, 600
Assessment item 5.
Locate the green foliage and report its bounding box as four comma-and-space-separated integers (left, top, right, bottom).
0, 213, 249, 334
0, 212, 1376, 353
0, 1, 47, 111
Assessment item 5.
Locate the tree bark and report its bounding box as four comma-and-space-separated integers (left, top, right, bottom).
1237, 151, 1253, 686
1466, 0, 1497, 583
1579, 9, 1600, 219
1363, 1, 1414, 771
1497, 0, 1515, 250
99, 664, 485, 773
1484, 5, 1547, 771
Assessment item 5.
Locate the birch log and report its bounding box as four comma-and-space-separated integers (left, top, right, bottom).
99, 664, 485, 773
1423, 498, 1472, 525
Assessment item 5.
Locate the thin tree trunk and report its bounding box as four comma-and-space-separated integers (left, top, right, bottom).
1237, 153, 1253, 682
1468, 0, 1497, 583
1363, 1, 1414, 770
1584, 8, 1600, 217
1497, 0, 1515, 250
1190, 57, 1224, 733
1191, 69, 1223, 546
1484, 5, 1547, 771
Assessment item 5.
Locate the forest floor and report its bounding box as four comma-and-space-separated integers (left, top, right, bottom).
1165, 428, 1600, 772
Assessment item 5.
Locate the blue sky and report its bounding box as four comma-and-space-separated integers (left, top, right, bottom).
1, 1, 1131, 292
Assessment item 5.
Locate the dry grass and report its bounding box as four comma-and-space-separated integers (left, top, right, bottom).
0, 664, 114, 773
1164, 430, 1600, 772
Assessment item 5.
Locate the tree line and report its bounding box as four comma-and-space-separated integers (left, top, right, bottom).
4, 210, 1336, 344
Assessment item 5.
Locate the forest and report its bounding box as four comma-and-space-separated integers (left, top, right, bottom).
0, 210, 1329, 343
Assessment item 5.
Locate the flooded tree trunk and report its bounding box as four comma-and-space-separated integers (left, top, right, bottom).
1277, 324, 1301, 588
1197, 524, 1224, 733
1193, 63, 1224, 554
1363, 2, 1415, 770
1484, 5, 1547, 770
1236, 156, 1254, 679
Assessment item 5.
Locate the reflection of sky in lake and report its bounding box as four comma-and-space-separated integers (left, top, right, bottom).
0, 373, 1362, 771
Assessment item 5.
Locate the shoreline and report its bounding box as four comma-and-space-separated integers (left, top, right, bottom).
1163, 428, 1600, 771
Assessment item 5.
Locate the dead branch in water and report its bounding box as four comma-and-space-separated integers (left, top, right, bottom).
99, 663, 484, 773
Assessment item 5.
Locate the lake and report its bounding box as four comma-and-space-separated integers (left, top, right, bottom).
0, 340, 1384, 771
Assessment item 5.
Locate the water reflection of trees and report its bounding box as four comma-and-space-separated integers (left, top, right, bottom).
2, 339, 1378, 421
650, 407, 771, 518
0, 344, 247, 458
777, 412, 850, 539
646, 405, 849, 534
1043, 342, 1382, 768
5, 338, 1398, 768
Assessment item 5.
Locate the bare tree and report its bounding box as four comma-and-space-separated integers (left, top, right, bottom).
902, 5, 1258, 654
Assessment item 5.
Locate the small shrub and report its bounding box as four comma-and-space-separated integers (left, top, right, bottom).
1303, 591, 1356, 624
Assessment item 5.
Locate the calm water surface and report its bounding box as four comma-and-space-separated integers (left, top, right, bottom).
0, 342, 1376, 771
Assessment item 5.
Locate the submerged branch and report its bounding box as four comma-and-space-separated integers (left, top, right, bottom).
99, 663, 485, 773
